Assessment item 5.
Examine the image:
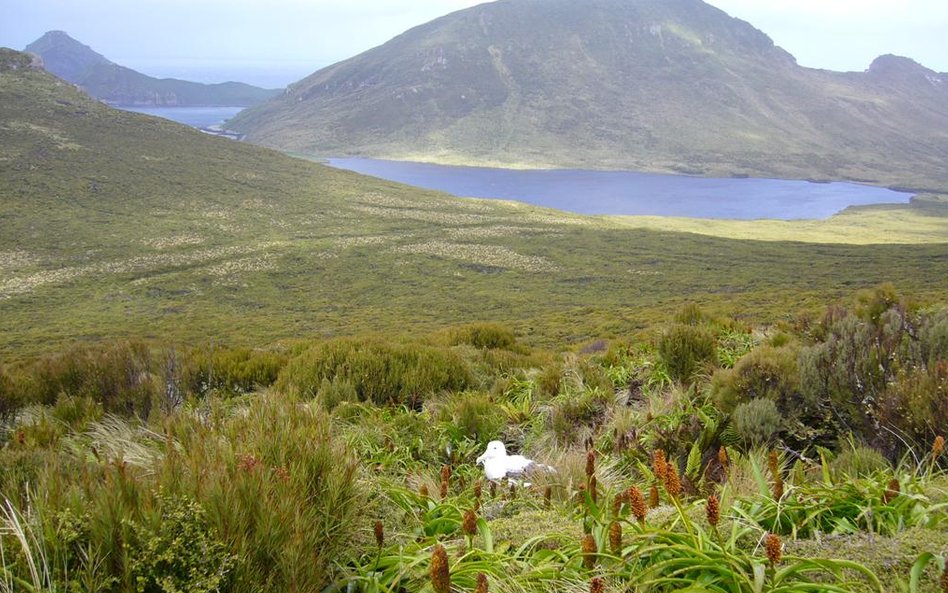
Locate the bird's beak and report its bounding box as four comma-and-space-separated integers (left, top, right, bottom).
475, 454, 485, 465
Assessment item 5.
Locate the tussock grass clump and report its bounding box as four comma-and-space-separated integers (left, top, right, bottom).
0, 396, 362, 592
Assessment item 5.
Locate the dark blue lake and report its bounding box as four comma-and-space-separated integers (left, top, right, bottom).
118, 106, 244, 128
327, 158, 911, 220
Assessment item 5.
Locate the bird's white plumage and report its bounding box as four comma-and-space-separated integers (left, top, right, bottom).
475, 440, 553, 482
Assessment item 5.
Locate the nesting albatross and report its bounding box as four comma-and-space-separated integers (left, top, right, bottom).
475, 440, 555, 484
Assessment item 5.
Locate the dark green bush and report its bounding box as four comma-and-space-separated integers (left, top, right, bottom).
732, 398, 782, 446
0, 364, 22, 425
711, 345, 800, 414
184, 346, 288, 396
20, 341, 158, 417
442, 323, 518, 351
658, 324, 717, 383
276, 337, 472, 406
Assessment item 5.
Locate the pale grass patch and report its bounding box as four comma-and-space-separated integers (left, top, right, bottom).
202, 208, 233, 220
205, 254, 277, 281
0, 242, 290, 298
0, 250, 38, 272
392, 241, 559, 272
333, 235, 396, 249
445, 225, 558, 240
352, 205, 495, 225
4, 121, 82, 150
142, 234, 205, 250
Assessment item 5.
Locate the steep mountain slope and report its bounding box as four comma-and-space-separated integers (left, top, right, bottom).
25, 31, 280, 107
2, 48, 948, 356
230, 0, 948, 190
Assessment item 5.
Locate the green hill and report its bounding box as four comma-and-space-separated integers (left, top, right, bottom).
2, 49, 948, 357
229, 0, 948, 191
25, 31, 280, 107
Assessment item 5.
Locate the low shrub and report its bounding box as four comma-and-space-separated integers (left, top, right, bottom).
674, 302, 706, 326
534, 362, 563, 398
711, 345, 800, 414
50, 394, 103, 430
128, 493, 234, 593
919, 308, 948, 366
276, 337, 472, 406
434, 391, 506, 444
19, 340, 158, 417
658, 324, 716, 383
877, 363, 948, 451
732, 398, 782, 446
831, 443, 891, 478
547, 390, 610, 447
183, 345, 288, 396
441, 323, 518, 351
316, 376, 359, 411
0, 364, 22, 426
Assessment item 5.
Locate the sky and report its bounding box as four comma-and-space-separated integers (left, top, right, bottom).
2, 0, 946, 88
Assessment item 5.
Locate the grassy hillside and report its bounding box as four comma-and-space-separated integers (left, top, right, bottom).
230, 0, 948, 191
2, 56, 948, 359
24, 31, 280, 107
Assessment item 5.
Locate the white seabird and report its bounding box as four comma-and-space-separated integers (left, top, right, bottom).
475, 440, 554, 483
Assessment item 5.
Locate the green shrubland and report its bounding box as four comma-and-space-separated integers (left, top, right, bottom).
1, 287, 947, 592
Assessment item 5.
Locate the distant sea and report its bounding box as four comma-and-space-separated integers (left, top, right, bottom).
118, 106, 244, 129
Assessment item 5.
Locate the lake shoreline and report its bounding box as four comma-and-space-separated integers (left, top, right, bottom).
324, 157, 913, 221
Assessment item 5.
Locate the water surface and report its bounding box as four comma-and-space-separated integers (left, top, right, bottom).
328, 158, 911, 220
118, 106, 244, 128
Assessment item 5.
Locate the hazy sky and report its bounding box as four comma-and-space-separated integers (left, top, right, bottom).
2, 0, 946, 87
